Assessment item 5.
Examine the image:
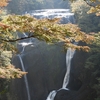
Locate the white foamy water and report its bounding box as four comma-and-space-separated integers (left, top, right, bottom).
17, 33, 33, 100
28, 9, 75, 24
46, 90, 57, 100
46, 48, 75, 100
18, 54, 31, 100
62, 48, 75, 88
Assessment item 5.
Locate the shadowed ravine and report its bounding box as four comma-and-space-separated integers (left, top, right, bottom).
11, 9, 75, 100
10, 9, 94, 100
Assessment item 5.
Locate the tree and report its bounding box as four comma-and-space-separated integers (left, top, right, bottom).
0, 0, 9, 7
0, 0, 27, 79
70, 0, 100, 99
71, 0, 100, 33
0, 0, 95, 79
70, 0, 100, 16
84, 33, 100, 100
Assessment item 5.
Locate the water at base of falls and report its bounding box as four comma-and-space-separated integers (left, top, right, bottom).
46, 90, 57, 100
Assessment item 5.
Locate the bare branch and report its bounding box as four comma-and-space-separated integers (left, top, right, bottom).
84, 0, 95, 7
1, 35, 34, 42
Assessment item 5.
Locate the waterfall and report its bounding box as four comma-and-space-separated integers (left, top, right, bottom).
46, 90, 57, 100
18, 42, 33, 53
46, 48, 75, 100
17, 33, 32, 100
18, 54, 31, 100
30, 9, 74, 23
62, 48, 75, 88
31, 9, 76, 100
18, 33, 33, 53
14, 9, 75, 100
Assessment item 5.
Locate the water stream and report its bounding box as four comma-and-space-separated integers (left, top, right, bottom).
62, 48, 75, 88
18, 54, 31, 100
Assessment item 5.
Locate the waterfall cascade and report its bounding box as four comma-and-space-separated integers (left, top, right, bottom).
29, 9, 76, 100
18, 54, 31, 100
46, 90, 57, 100
46, 48, 75, 100
17, 33, 33, 100
29, 9, 75, 23
62, 48, 75, 89
15, 9, 76, 100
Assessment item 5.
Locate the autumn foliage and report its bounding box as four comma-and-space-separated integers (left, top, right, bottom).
0, 0, 27, 79
0, 0, 9, 7
0, 0, 95, 79
0, 0, 9, 13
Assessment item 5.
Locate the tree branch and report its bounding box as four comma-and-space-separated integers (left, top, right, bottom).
1, 35, 34, 42
0, 22, 10, 28
84, 0, 95, 7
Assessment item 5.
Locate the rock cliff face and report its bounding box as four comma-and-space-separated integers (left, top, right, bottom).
10, 40, 66, 100
9, 40, 96, 100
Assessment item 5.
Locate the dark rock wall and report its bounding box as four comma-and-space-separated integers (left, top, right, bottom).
10, 41, 66, 100
9, 41, 96, 100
